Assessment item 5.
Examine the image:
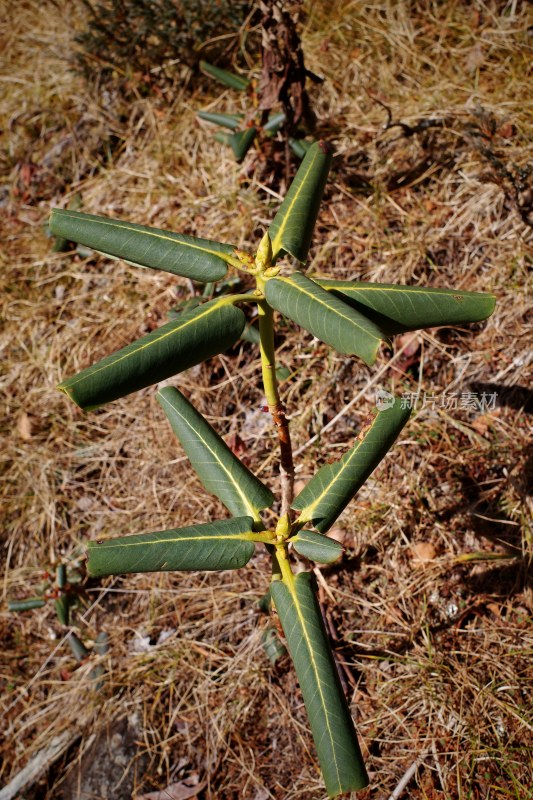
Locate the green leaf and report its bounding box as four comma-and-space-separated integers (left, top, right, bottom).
94, 632, 110, 655
268, 140, 333, 263
275, 365, 291, 382
87, 516, 257, 576
263, 111, 286, 134
229, 128, 257, 161
288, 138, 312, 159
200, 60, 250, 91
257, 587, 272, 613
262, 627, 287, 663
213, 131, 233, 146
265, 272, 387, 366
52, 233, 70, 252
67, 632, 90, 662
8, 598, 46, 612
197, 110, 244, 130
54, 595, 70, 626
240, 321, 260, 345
59, 299, 246, 410
167, 297, 203, 319
213, 276, 244, 296
271, 572, 368, 796
56, 564, 66, 589
318, 280, 496, 334
49, 194, 82, 252
157, 387, 274, 521
49, 209, 236, 282
293, 398, 411, 532
291, 530, 344, 564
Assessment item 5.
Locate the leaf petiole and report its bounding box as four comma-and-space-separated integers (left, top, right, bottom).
217, 292, 263, 306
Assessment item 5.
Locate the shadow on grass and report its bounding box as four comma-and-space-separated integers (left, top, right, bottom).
469, 381, 533, 415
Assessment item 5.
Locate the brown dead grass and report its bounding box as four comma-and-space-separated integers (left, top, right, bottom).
1, 1, 532, 798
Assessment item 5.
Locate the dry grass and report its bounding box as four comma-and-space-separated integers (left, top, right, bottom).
1, 1, 532, 798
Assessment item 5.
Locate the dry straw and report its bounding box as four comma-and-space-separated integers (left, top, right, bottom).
1, 1, 532, 798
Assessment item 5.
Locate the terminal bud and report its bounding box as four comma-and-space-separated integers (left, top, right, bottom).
255, 231, 273, 271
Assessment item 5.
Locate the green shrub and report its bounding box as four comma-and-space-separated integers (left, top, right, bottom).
49, 141, 495, 796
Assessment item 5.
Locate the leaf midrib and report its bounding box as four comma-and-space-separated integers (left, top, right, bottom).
320, 280, 497, 300
294, 415, 379, 523
61, 301, 226, 388
283, 575, 343, 789
270, 148, 321, 258
283, 276, 383, 344
158, 392, 261, 521
53, 210, 232, 260
92, 532, 256, 549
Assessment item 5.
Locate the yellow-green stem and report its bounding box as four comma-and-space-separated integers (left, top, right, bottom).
258, 302, 279, 407
217, 292, 262, 307
275, 543, 295, 586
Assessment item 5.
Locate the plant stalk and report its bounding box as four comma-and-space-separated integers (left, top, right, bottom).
258, 300, 294, 517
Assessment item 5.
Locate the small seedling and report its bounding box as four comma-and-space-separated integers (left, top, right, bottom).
49, 142, 495, 796
198, 60, 312, 161
9, 564, 82, 624
8, 563, 99, 667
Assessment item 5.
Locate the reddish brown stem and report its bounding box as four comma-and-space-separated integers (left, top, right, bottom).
269, 400, 294, 517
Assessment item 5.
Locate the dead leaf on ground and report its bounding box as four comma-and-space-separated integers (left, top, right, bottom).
396, 332, 420, 358
395, 332, 421, 373
497, 122, 516, 139
18, 412, 32, 440
411, 542, 437, 564
471, 412, 498, 436
465, 43, 484, 72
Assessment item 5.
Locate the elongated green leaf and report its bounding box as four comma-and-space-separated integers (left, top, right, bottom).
197, 110, 244, 130
94, 632, 110, 655
59, 299, 246, 410
293, 398, 411, 532
8, 598, 46, 612
54, 595, 70, 626
262, 627, 287, 663
268, 140, 333, 263
288, 137, 312, 159
263, 111, 286, 134
318, 280, 496, 334
67, 632, 90, 662
49, 194, 82, 251
49, 210, 236, 282
240, 321, 260, 345
229, 127, 257, 161
212, 275, 244, 296
271, 572, 368, 796
213, 131, 233, 145
265, 272, 387, 366
87, 516, 256, 576
56, 563, 66, 588
157, 387, 273, 520
167, 297, 203, 319
291, 530, 344, 564
200, 60, 250, 90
